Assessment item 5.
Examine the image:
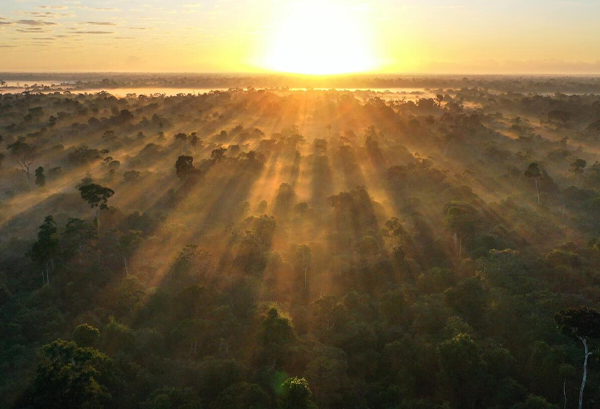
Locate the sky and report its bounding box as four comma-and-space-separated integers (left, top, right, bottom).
1, 0, 600, 74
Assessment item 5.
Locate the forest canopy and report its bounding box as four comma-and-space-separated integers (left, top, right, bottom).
1, 81, 600, 409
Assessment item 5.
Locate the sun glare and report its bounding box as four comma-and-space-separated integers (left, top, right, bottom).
263, 2, 377, 75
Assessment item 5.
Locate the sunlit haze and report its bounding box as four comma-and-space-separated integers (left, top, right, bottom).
262, 2, 377, 75
2, 0, 600, 73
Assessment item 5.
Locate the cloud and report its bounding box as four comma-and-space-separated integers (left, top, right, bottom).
0, 44, 16, 47
23, 11, 61, 18
39, 5, 68, 9
72, 30, 113, 34
16, 28, 48, 32
0, 21, 14, 25
16, 19, 58, 26
86, 22, 116, 26
77, 6, 120, 11
129, 27, 149, 30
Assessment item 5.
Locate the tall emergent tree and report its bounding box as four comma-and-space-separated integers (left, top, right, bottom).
555, 306, 600, 409
78, 184, 114, 234
32, 215, 59, 285
569, 159, 587, 187
525, 162, 543, 204
7, 140, 36, 183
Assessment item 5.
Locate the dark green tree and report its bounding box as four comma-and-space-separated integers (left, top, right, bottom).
279, 377, 317, 409
28, 340, 114, 409
437, 333, 486, 409
555, 306, 600, 409
73, 324, 100, 348
79, 184, 114, 234
444, 201, 478, 257
211, 382, 271, 409
32, 215, 59, 285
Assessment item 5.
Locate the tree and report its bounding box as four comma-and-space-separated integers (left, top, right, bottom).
294, 244, 312, 291
61, 218, 97, 257
28, 340, 114, 409
175, 155, 195, 178
7, 140, 36, 182
190, 132, 200, 151
35, 166, 46, 187
211, 147, 227, 162
444, 201, 478, 257
113, 230, 143, 276
32, 216, 59, 286
211, 382, 271, 409
79, 184, 114, 234
279, 377, 317, 409
512, 395, 558, 409
437, 333, 486, 409
73, 324, 100, 348
569, 159, 587, 186
525, 163, 543, 204
436, 93, 444, 107
554, 306, 600, 409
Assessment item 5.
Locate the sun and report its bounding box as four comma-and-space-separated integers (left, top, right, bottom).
262, 2, 377, 75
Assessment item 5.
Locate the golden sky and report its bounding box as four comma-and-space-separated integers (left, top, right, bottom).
1, 0, 600, 74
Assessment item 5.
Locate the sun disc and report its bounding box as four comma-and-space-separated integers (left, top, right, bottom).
263, 2, 376, 75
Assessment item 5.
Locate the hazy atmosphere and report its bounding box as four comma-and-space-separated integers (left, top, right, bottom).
3, 2, 600, 409
2, 0, 600, 73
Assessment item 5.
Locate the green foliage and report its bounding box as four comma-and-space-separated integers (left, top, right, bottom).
279, 377, 317, 409
5, 87, 600, 409
79, 184, 114, 210
73, 324, 100, 348
28, 340, 114, 409
555, 306, 600, 339
511, 395, 558, 409
210, 382, 271, 409
32, 215, 59, 269
437, 333, 486, 408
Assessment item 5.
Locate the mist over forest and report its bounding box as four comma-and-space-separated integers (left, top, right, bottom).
3, 76, 600, 409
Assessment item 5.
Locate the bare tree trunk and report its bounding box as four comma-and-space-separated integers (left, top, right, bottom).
564, 378, 567, 409
123, 256, 129, 276
94, 208, 100, 235
578, 336, 592, 409
304, 267, 308, 288
535, 179, 540, 204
